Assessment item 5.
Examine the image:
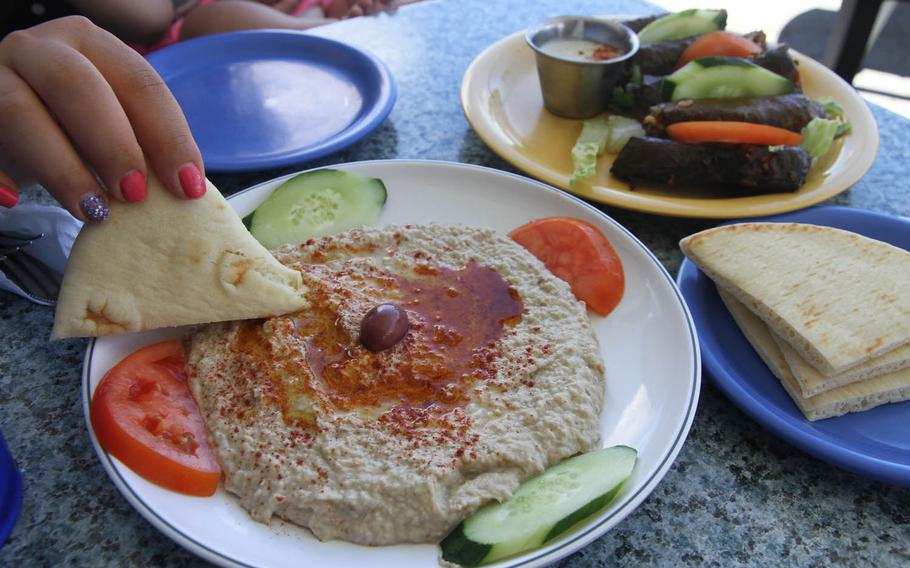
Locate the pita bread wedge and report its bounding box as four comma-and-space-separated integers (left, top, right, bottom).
718, 289, 910, 421
770, 331, 910, 397
52, 174, 307, 339
680, 223, 910, 376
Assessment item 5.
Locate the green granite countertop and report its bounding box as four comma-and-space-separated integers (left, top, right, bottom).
1, 0, 908, 566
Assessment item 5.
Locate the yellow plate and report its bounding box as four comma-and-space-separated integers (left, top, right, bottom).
461, 31, 879, 219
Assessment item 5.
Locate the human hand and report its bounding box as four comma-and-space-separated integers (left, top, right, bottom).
0, 16, 205, 222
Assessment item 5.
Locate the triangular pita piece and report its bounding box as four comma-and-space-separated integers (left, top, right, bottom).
52, 175, 307, 339
715, 288, 794, 385
718, 288, 910, 421
770, 330, 910, 397
681, 223, 910, 376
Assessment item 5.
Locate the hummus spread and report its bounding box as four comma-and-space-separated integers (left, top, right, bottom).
186, 224, 605, 545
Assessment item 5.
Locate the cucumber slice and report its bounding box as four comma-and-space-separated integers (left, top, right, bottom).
661, 56, 796, 101
440, 446, 637, 566
637, 9, 727, 45
249, 169, 387, 249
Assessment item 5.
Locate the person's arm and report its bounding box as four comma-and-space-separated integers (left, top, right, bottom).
0, 16, 205, 221
66, 0, 175, 43
179, 0, 333, 40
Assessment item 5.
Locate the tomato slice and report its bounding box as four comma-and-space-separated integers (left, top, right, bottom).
677, 31, 762, 68
90, 340, 221, 496
666, 121, 804, 146
509, 217, 625, 317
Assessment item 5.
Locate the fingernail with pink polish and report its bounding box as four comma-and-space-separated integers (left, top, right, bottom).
120, 170, 147, 203
178, 163, 205, 199
80, 192, 109, 222
0, 185, 19, 208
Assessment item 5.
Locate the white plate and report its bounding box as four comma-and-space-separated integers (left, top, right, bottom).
82, 160, 700, 567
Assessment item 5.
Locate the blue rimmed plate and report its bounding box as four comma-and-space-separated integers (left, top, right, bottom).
83, 160, 700, 567
149, 30, 396, 172
0, 430, 23, 547
677, 205, 910, 486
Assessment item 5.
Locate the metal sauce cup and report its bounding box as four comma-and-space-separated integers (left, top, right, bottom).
527, 16, 639, 119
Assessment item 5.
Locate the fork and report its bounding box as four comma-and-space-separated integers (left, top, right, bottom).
0, 251, 61, 306
0, 231, 44, 257
0, 232, 61, 306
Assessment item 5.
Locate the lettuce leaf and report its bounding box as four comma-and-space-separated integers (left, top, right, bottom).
604, 116, 645, 154
800, 118, 840, 158
570, 118, 611, 184
817, 96, 851, 138
609, 65, 642, 111
817, 96, 844, 119
570, 116, 645, 184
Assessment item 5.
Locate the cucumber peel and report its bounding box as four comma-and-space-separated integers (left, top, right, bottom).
661, 57, 796, 101
440, 446, 638, 566
638, 9, 727, 45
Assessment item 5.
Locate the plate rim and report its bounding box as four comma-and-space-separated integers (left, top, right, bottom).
81, 159, 702, 567
676, 204, 910, 486
148, 30, 397, 173
461, 30, 880, 219
0, 433, 23, 546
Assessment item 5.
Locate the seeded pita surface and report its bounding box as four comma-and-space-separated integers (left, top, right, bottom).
52, 175, 307, 339
680, 223, 910, 376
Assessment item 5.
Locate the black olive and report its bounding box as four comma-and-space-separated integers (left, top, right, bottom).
360, 303, 409, 352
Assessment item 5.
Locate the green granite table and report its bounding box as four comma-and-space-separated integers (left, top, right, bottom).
2, 0, 909, 566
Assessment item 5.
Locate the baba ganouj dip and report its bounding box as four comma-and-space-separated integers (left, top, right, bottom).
186, 224, 605, 545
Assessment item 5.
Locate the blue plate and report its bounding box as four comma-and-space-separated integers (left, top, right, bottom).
677, 206, 910, 486
148, 30, 396, 172
0, 431, 23, 547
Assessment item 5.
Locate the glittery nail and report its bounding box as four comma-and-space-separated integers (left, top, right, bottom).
79, 192, 109, 222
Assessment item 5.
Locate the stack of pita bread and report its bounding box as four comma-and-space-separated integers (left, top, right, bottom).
680, 222, 910, 421
52, 173, 307, 339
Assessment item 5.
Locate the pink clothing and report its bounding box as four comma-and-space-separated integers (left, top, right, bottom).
129, 0, 332, 55
292, 0, 334, 14
130, 0, 217, 55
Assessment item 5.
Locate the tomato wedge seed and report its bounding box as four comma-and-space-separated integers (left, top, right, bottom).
509, 217, 625, 317
90, 340, 221, 497
676, 31, 762, 68
666, 121, 804, 146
